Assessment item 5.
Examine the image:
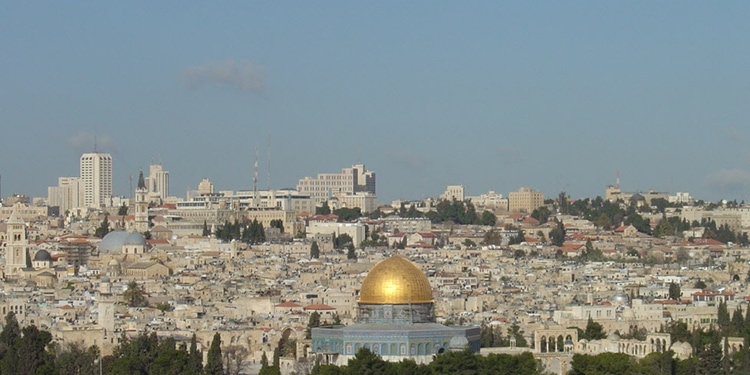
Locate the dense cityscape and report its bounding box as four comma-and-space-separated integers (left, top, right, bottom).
0, 154, 749, 374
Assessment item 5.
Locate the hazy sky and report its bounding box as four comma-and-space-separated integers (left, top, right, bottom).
2, 2, 750, 203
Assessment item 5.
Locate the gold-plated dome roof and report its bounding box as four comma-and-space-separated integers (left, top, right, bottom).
358, 255, 433, 305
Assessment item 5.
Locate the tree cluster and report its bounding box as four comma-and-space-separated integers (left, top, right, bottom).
269, 219, 284, 233
312, 347, 542, 375
424, 199, 496, 226
480, 323, 528, 348
332, 207, 362, 222
698, 219, 750, 246
548, 219, 566, 246
0, 312, 248, 375
215, 219, 266, 245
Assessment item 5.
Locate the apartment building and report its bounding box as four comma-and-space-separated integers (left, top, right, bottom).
80, 152, 112, 208
296, 164, 376, 202
508, 187, 544, 213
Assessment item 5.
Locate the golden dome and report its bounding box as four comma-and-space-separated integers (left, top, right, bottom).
358, 255, 433, 305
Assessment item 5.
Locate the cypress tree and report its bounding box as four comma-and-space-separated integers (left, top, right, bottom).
187, 333, 202, 375
204, 332, 223, 375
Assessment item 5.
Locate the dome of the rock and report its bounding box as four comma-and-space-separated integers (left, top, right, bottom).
358, 255, 433, 305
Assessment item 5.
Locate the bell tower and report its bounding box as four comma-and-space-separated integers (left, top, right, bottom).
134, 171, 149, 233
4, 205, 29, 279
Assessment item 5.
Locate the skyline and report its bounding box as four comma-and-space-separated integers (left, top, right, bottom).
2, 2, 750, 203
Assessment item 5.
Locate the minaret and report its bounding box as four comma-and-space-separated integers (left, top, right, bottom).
134, 171, 149, 233
98, 276, 116, 351
4, 205, 29, 279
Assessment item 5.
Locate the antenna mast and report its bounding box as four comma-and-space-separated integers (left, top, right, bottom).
253, 146, 259, 208
616, 170, 620, 189
267, 132, 271, 191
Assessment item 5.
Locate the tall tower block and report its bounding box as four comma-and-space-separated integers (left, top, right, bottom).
80, 153, 113, 208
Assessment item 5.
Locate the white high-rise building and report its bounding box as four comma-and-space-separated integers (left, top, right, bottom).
80, 153, 112, 208
147, 164, 169, 202
47, 177, 84, 214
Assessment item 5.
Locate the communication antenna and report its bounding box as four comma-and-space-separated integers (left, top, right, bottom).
267, 132, 271, 191
616, 170, 620, 189
94, 125, 98, 153
253, 145, 259, 208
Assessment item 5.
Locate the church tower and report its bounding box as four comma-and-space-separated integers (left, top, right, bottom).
4, 205, 30, 279
134, 171, 149, 233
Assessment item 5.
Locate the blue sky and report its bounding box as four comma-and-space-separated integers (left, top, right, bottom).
2, 2, 750, 203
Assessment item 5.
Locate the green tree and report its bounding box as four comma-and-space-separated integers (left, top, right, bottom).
731, 307, 744, 337
117, 204, 128, 216
306, 312, 321, 339
346, 347, 392, 375
334, 233, 353, 250
123, 280, 149, 307
204, 333, 224, 375
430, 349, 480, 374
569, 352, 634, 375
269, 219, 284, 233
665, 320, 690, 344
0, 312, 21, 357
347, 244, 357, 260
717, 300, 730, 334
548, 220, 566, 246
634, 350, 677, 375
272, 346, 280, 368
507, 323, 528, 347
668, 282, 681, 300
94, 214, 111, 238
696, 331, 722, 375
150, 337, 189, 375
480, 210, 497, 226
12, 325, 53, 375
583, 316, 606, 340
333, 207, 362, 222
203, 220, 210, 237
187, 333, 203, 375
530, 206, 551, 225
53, 342, 99, 375
315, 202, 331, 215
156, 302, 172, 313
508, 226, 525, 245
694, 279, 707, 289
107, 332, 160, 375
310, 241, 320, 259
260, 351, 269, 369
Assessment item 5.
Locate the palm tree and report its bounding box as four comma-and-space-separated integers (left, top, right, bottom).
123, 280, 148, 307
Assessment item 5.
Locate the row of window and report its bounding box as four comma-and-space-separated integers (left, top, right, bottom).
344, 342, 446, 356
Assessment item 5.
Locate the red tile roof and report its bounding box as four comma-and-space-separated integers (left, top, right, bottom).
303, 304, 336, 311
